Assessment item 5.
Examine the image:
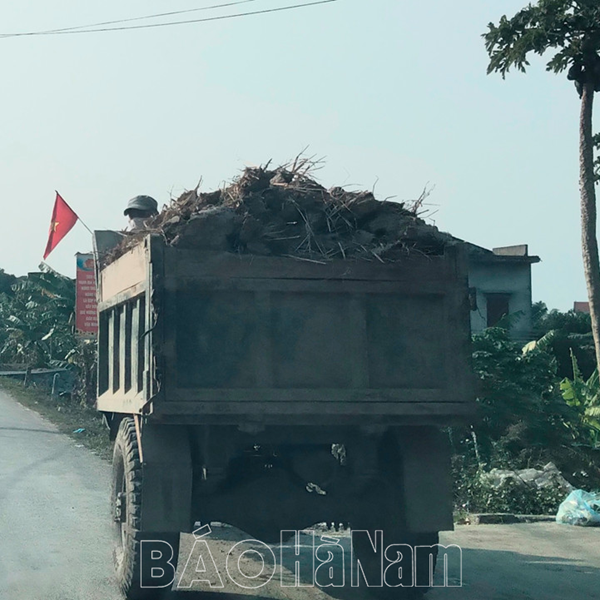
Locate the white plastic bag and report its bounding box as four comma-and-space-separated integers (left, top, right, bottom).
556, 489, 600, 526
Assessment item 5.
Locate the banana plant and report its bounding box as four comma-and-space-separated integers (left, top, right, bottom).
0, 266, 76, 367
560, 350, 600, 446
522, 330, 557, 355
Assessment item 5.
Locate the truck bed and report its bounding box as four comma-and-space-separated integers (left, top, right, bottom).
96, 235, 475, 425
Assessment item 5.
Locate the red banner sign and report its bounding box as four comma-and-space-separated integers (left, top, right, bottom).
76, 253, 98, 335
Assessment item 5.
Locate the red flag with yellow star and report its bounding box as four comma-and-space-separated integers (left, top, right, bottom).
43, 192, 79, 259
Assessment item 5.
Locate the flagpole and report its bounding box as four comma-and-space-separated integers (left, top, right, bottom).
55, 190, 93, 234
78, 219, 94, 235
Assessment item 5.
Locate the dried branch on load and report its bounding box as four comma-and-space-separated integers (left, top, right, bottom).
104, 162, 454, 266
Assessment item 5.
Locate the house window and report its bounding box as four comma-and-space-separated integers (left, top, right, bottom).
487, 293, 510, 327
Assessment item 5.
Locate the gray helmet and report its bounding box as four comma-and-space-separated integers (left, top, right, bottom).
124, 195, 158, 216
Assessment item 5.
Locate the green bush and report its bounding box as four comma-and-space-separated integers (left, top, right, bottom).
451, 325, 600, 515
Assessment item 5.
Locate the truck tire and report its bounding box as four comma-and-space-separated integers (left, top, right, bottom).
111, 418, 180, 599
352, 434, 438, 598
353, 530, 438, 599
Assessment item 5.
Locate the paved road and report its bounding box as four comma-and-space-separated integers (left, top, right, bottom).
432, 523, 600, 600
1, 388, 600, 600
0, 389, 120, 600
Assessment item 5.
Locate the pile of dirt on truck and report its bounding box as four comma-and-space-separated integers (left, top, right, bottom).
106, 164, 454, 265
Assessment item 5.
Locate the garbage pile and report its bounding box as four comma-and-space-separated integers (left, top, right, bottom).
106, 164, 454, 265
481, 462, 574, 494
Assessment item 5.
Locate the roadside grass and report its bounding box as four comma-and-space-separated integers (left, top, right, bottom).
0, 378, 112, 460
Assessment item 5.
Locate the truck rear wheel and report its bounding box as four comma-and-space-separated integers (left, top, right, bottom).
352, 434, 439, 598
111, 418, 180, 599
353, 529, 438, 599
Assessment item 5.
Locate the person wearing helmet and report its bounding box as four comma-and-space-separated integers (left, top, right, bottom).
124, 195, 159, 232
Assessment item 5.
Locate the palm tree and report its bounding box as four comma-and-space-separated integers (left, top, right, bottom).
484, 1, 600, 370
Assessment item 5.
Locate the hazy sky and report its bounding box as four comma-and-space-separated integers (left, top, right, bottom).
0, 0, 596, 310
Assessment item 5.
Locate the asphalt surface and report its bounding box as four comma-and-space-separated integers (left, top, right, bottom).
0, 388, 119, 600
1, 388, 600, 600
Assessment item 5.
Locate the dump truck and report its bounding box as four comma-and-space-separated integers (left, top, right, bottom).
94, 225, 475, 599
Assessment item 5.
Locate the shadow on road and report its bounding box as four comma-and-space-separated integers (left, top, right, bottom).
157, 593, 275, 600
156, 545, 600, 600
0, 426, 61, 434
427, 545, 600, 600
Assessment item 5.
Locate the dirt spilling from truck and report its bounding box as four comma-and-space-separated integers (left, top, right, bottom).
105, 163, 454, 265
